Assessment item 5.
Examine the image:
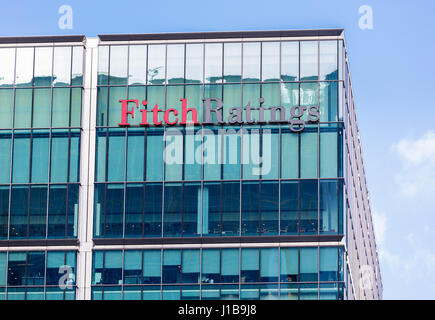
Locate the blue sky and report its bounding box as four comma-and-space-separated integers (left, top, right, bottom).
1, 0, 434, 299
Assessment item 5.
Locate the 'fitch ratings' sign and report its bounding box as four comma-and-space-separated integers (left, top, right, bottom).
118, 98, 319, 132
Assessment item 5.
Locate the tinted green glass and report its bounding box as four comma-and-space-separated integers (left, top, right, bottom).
185, 85, 203, 123
107, 128, 125, 182
182, 183, 201, 237
320, 180, 338, 234
14, 89, 32, 128
262, 83, 280, 122
145, 128, 164, 181
0, 186, 9, 238
126, 128, 144, 181
48, 185, 67, 238
97, 46, 109, 85
69, 129, 80, 182
93, 184, 105, 237
320, 125, 338, 178
125, 184, 143, 237
70, 88, 82, 127
185, 44, 203, 84
260, 248, 279, 281
28, 186, 47, 238
0, 131, 11, 183
203, 127, 220, 180
320, 247, 338, 281
261, 127, 279, 179
260, 181, 279, 235
144, 184, 162, 237
147, 85, 165, 124
243, 42, 260, 82
164, 128, 183, 181
281, 128, 298, 179
96, 87, 108, 126
95, 129, 107, 182
163, 183, 182, 237
280, 180, 298, 235
300, 41, 318, 81
15, 48, 33, 87
320, 41, 338, 80
33, 88, 51, 128
9, 186, 28, 238
0, 89, 13, 128
127, 86, 146, 126
280, 248, 298, 282
67, 184, 79, 238
166, 44, 184, 84
319, 81, 337, 122
242, 84, 259, 122
143, 250, 161, 283
224, 84, 241, 121
300, 247, 318, 281
31, 130, 49, 183
300, 180, 318, 234
108, 86, 127, 126
223, 42, 241, 83
222, 126, 240, 180
105, 185, 124, 237
50, 129, 69, 182
241, 182, 260, 236
12, 130, 30, 183
300, 126, 318, 178
52, 88, 70, 127
184, 128, 202, 181
281, 42, 299, 81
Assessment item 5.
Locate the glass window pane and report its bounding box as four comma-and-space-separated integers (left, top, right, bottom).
241, 84, 259, 122
127, 86, 146, 126
300, 247, 318, 282
300, 126, 318, 179
260, 248, 278, 282
27, 252, 45, 285
50, 129, 69, 183
147, 45, 166, 84
281, 82, 299, 117
182, 249, 200, 283
143, 250, 161, 284
98, 46, 109, 85
280, 180, 298, 235
48, 185, 67, 238
163, 183, 182, 237
52, 88, 70, 127
300, 41, 318, 81
67, 184, 79, 238
241, 248, 259, 282
262, 42, 280, 81
107, 128, 125, 182
242, 126, 260, 180
14, 88, 32, 128
96, 87, 108, 126
69, 129, 80, 182
221, 249, 239, 283
0, 131, 12, 184
241, 284, 259, 300
319, 81, 337, 122
125, 184, 143, 238
221, 284, 239, 300
202, 182, 220, 236
260, 181, 279, 235
71, 46, 83, 86
108, 86, 127, 126
144, 183, 162, 237
15, 48, 34, 87
202, 249, 220, 283
109, 46, 128, 85
105, 184, 124, 237
163, 250, 181, 284
241, 182, 259, 236
223, 43, 241, 83
221, 182, 240, 236
320, 180, 338, 234
0, 186, 9, 239
53, 47, 71, 86
185, 84, 203, 123
167, 44, 184, 84
261, 127, 279, 179
243, 42, 260, 82
146, 85, 165, 124
300, 283, 318, 300
34, 47, 53, 86
126, 128, 144, 181
33, 88, 51, 128
10, 187, 28, 238
183, 183, 201, 237
0, 89, 14, 128
46, 251, 65, 285
205, 43, 222, 84
300, 180, 318, 234
8, 252, 27, 285
222, 127, 240, 180
92, 251, 104, 284
262, 83, 280, 123
203, 127, 220, 181
12, 130, 31, 183
93, 184, 105, 238
281, 42, 299, 81
186, 44, 203, 84
184, 128, 202, 181
95, 128, 107, 182
0, 252, 6, 286
320, 41, 338, 80
124, 250, 142, 285
320, 247, 338, 281
128, 45, 147, 85
31, 130, 49, 183
320, 125, 338, 178
0, 48, 15, 87
103, 251, 122, 285
164, 128, 183, 181
281, 128, 298, 179
28, 186, 47, 238
280, 248, 298, 282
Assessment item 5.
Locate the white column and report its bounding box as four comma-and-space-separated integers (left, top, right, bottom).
76, 37, 99, 300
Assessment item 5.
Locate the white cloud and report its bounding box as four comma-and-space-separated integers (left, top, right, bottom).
391, 131, 435, 197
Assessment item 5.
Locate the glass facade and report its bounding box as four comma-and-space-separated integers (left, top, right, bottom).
91, 247, 343, 300
0, 30, 382, 300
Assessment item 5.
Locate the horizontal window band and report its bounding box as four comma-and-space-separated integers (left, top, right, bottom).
93, 235, 343, 246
